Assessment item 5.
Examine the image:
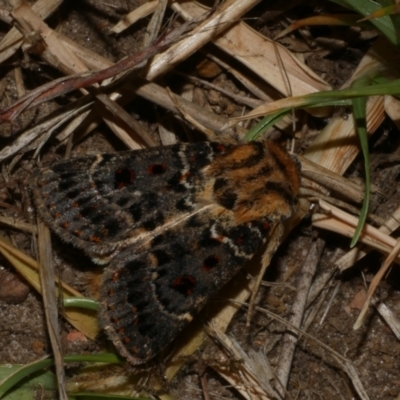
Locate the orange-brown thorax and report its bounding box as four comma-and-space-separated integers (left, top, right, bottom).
201, 141, 300, 224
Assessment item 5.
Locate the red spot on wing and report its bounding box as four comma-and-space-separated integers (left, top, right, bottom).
262, 221, 270, 231
148, 163, 167, 175
211, 142, 227, 153
171, 275, 196, 296
115, 168, 136, 189
202, 255, 220, 271
216, 144, 225, 153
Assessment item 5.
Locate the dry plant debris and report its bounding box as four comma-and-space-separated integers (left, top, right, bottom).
0, 1, 399, 399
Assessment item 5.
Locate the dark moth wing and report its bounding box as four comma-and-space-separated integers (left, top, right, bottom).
32, 142, 221, 263
32, 140, 300, 364
100, 208, 272, 364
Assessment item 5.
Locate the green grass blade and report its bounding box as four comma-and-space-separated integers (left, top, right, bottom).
245, 78, 399, 141
0, 358, 54, 398
331, 0, 399, 45
68, 393, 151, 399
63, 297, 99, 311
349, 77, 371, 247
63, 353, 122, 364
0, 354, 123, 399
244, 108, 292, 140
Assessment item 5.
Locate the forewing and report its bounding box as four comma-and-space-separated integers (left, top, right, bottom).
32, 142, 220, 261
99, 208, 273, 364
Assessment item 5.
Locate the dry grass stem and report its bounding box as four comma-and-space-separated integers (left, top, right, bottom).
375, 302, 400, 340
144, 0, 262, 81
298, 155, 365, 202
353, 239, 400, 330
177, 72, 263, 109
247, 224, 283, 326
303, 278, 336, 331
37, 219, 67, 399
134, 80, 245, 139
166, 88, 215, 138
0, 0, 63, 64
111, 1, 158, 34
175, 2, 330, 96
143, 0, 168, 48
313, 200, 400, 335
384, 95, 400, 132
275, 239, 323, 396
313, 200, 400, 263
304, 95, 384, 172
303, 40, 394, 175
205, 326, 273, 400
12, 4, 90, 77
0, 96, 95, 162
0, 216, 37, 234
336, 203, 400, 271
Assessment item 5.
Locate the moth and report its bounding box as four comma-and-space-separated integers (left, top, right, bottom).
32, 140, 300, 364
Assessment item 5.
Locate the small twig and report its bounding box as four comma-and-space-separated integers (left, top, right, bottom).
143, 0, 168, 48
199, 373, 211, 400
354, 239, 400, 330
336, 202, 400, 271
275, 238, 323, 396
374, 301, 400, 340
247, 223, 283, 326
95, 93, 158, 147
37, 220, 67, 400
313, 200, 400, 264
0, 216, 37, 234
175, 71, 263, 108
298, 155, 369, 203
317, 280, 341, 328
